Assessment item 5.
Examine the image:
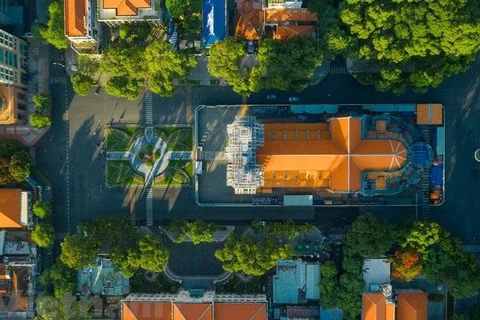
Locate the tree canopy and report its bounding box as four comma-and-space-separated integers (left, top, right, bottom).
60, 234, 98, 269
345, 213, 392, 258
333, 0, 480, 94
33, 200, 53, 219
36, 294, 92, 320
0, 140, 31, 185
38, 261, 77, 299
215, 234, 293, 276
105, 76, 139, 100
30, 112, 52, 129
38, 1, 68, 49
31, 223, 55, 248
251, 219, 313, 240
391, 249, 423, 281
100, 41, 146, 77
77, 55, 100, 77
71, 73, 94, 96
166, 0, 201, 18
32, 94, 51, 111
166, 219, 218, 244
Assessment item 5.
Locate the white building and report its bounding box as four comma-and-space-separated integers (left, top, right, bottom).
0, 29, 27, 87
267, 0, 303, 9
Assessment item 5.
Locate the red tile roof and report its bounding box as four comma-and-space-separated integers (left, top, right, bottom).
65, 0, 87, 37
0, 189, 22, 229
103, 0, 151, 16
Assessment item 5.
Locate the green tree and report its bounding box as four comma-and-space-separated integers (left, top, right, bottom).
144, 40, 197, 97
136, 234, 170, 272
319, 261, 340, 309
401, 221, 442, 254
71, 73, 94, 96
36, 294, 93, 320
337, 0, 480, 93
77, 55, 100, 77
345, 213, 392, 258
33, 200, 53, 219
60, 234, 98, 270
0, 141, 31, 185
39, 1, 68, 49
166, 0, 201, 17
250, 37, 323, 92
31, 223, 55, 248
32, 94, 51, 111
105, 76, 139, 100
167, 219, 218, 244
8, 151, 32, 182
215, 234, 293, 276
39, 261, 77, 299
100, 41, 146, 77
30, 112, 52, 129
207, 38, 252, 96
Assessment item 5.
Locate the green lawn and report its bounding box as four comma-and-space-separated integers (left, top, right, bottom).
217, 275, 265, 294
154, 160, 193, 186
106, 127, 144, 152
153, 127, 193, 151
107, 161, 144, 186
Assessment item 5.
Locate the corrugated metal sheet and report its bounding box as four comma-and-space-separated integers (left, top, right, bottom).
306, 264, 320, 300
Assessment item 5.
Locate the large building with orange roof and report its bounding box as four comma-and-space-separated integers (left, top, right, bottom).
226, 115, 428, 196
362, 291, 427, 320
121, 292, 267, 320
98, 0, 162, 26
64, 0, 98, 44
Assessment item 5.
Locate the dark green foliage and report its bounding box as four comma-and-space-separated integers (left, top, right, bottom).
32, 94, 51, 111
145, 144, 153, 153
119, 24, 132, 40
335, 0, 480, 93
33, 200, 53, 219
100, 41, 146, 77
345, 213, 392, 258
38, 1, 68, 49
71, 73, 94, 96
138, 152, 145, 160
215, 234, 293, 276
30, 112, 52, 129
77, 55, 100, 77
137, 23, 152, 40
166, 0, 201, 17
39, 261, 77, 299
251, 219, 313, 240
105, 76, 139, 101
31, 223, 55, 248
0, 141, 31, 185
166, 219, 218, 244
60, 234, 98, 270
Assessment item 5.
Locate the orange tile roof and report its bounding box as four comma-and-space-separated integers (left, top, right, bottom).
122, 301, 172, 320
103, 0, 151, 16
362, 293, 396, 320
214, 303, 266, 320
416, 104, 443, 125
0, 189, 22, 229
65, 0, 87, 37
273, 25, 314, 40
264, 8, 317, 23
235, 1, 261, 40
397, 292, 427, 320
256, 118, 408, 192
174, 303, 212, 320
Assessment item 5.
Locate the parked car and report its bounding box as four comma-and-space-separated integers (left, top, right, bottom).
95, 86, 101, 95
246, 41, 255, 55
289, 96, 299, 102
267, 95, 277, 100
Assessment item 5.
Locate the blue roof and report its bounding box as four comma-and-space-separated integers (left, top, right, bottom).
273, 260, 320, 304
320, 308, 344, 320
202, 0, 227, 48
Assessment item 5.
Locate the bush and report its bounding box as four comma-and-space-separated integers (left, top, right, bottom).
71, 73, 94, 96
33, 200, 52, 219
145, 145, 153, 153
30, 113, 52, 129
137, 23, 152, 40
145, 159, 154, 167
31, 223, 55, 248
32, 94, 51, 111
119, 24, 131, 40
153, 150, 160, 160
138, 152, 145, 160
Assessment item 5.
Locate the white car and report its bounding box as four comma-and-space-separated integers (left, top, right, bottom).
289, 97, 299, 102
267, 95, 277, 99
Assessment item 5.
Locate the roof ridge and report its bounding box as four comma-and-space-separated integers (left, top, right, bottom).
249, 303, 265, 320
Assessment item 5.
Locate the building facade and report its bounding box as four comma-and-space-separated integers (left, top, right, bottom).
65, 0, 98, 45
0, 29, 27, 88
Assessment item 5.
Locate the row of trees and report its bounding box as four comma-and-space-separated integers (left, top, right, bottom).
320, 214, 480, 319
59, 218, 169, 278
30, 94, 52, 129
31, 200, 55, 248
310, 0, 480, 94
166, 219, 219, 244
0, 139, 31, 185
208, 37, 323, 96
71, 40, 196, 99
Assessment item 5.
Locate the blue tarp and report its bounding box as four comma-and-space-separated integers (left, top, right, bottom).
202, 0, 227, 48
431, 164, 443, 187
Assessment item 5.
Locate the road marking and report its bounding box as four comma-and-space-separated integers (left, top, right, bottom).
63, 81, 71, 233
329, 66, 349, 75
186, 86, 192, 124
146, 188, 153, 226
463, 245, 480, 253
145, 90, 153, 126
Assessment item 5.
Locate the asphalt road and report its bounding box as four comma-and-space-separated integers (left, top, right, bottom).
36, 52, 480, 248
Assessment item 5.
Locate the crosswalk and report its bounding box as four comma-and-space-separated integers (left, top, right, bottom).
329, 66, 349, 74
146, 188, 153, 226
145, 90, 153, 126
463, 245, 480, 253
